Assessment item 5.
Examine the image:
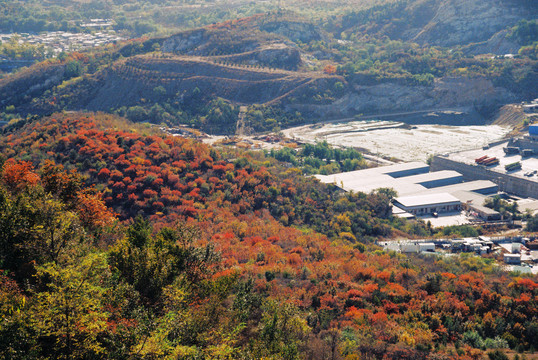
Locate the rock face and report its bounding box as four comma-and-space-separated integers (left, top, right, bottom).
161, 28, 261, 56
217, 43, 302, 70
160, 26, 303, 69
255, 45, 301, 68
0, 63, 66, 110
289, 76, 517, 120
462, 29, 522, 56
161, 29, 209, 54
340, 76, 515, 113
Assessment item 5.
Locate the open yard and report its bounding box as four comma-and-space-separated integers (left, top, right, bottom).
283, 120, 511, 162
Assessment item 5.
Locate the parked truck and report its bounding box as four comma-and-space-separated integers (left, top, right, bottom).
482, 157, 499, 166
520, 149, 534, 157
503, 146, 519, 155
475, 155, 488, 163
505, 161, 522, 171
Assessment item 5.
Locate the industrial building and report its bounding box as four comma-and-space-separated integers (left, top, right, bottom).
315, 162, 430, 193
431, 125, 538, 199
504, 253, 521, 265
415, 180, 499, 198
316, 163, 478, 196
452, 190, 502, 221
315, 161, 502, 220
392, 193, 462, 215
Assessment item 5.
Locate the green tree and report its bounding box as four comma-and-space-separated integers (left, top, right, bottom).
487, 349, 509, 360
30, 254, 110, 359
108, 220, 219, 303
254, 301, 309, 359
526, 214, 538, 231
64, 60, 83, 78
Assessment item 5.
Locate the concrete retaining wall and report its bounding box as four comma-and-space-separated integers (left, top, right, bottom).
431, 156, 538, 199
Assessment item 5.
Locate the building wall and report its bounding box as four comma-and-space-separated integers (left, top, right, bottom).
473, 185, 499, 195
431, 156, 538, 198
396, 202, 461, 215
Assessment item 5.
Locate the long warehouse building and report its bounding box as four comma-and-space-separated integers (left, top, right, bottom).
316, 162, 499, 216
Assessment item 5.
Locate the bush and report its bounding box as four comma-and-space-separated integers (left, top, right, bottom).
487, 349, 509, 360
462, 331, 484, 349
483, 337, 509, 349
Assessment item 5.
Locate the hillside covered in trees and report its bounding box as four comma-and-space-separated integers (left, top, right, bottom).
1, 112, 537, 359
1, 0, 538, 358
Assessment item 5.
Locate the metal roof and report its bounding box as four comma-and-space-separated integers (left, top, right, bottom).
394, 193, 461, 208
450, 190, 499, 215
451, 190, 488, 204
315, 161, 429, 185
401, 170, 462, 183
380, 161, 430, 176
421, 180, 498, 195
344, 179, 427, 195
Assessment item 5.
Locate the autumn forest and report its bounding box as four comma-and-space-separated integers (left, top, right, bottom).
0, 0, 537, 358
0, 112, 536, 360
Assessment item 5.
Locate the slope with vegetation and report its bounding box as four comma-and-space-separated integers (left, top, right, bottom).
0, 112, 537, 359
0, 2, 536, 134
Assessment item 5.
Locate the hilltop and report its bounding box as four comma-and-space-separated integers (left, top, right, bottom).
0, 4, 536, 135
0, 14, 348, 134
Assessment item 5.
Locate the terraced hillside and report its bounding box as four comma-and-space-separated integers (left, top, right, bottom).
55, 54, 342, 111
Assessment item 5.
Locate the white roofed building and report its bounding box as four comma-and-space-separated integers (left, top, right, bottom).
393, 193, 461, 215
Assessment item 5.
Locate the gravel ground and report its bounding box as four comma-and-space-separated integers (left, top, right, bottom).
283, 120, 511, 162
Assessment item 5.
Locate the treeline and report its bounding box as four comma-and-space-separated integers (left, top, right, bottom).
115, 94, 239, 135
0, 112, 502, 242
267, 140, 367, 175
0, 36, 51, 61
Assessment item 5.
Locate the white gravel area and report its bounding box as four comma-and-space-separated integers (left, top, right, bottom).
283, 121, 511, 162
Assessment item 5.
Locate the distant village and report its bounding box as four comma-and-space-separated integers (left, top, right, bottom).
0, 19, 125, 72
1, 28, 124, 56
